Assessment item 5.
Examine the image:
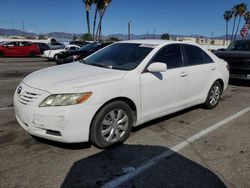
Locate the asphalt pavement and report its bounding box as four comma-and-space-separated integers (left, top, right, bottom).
0, 58, 249, 188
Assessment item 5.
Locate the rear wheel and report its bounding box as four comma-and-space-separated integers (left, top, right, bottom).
29, 51, 36, 57
204, 81, 222, 109
90, 101, 133, 148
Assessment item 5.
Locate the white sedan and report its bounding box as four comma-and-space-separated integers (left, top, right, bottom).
43, 44, 80, 60
14, 40, 229, 148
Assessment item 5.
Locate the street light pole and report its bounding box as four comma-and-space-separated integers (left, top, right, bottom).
128, 19, 131, 40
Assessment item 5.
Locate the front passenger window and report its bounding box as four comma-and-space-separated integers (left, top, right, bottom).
151, 44, 183, 69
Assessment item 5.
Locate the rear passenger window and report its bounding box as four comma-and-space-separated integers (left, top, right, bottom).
183, 45, 212, 65
203, 51, 214, 63
151, 44, 183, 69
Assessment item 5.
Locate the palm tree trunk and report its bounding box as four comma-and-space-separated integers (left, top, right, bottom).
92, 8, 98, 41
226, 21, 228, 46
99, 25, 102, 41
95, 7, 106, 41
86, 11, 91, 35
234, 16, 242, 41
231, 16, 237, 41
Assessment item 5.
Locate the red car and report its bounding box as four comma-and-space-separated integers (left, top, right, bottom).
0, 41, 40, 57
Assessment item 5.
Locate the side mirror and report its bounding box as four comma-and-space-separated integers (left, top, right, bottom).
147, 62, 167, 73
217, 48, 226, 51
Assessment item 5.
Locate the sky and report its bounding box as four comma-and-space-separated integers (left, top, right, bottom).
0, 0, 248, 37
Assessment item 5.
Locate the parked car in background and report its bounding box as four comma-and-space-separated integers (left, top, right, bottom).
43, 44, 81, 60
33, 42, 50, 54
56, 42, 112, 64
69, 40, 89, 47
0, 41, 40, 57
14, 40, 229, 148
214, 40, 250, 80
49, 42, 65, 50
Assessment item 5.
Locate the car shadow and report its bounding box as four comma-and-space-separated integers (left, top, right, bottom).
61, 144, 226, 188
229, 79, 250, 87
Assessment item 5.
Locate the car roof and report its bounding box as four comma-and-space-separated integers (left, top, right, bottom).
118, 39, 197, 47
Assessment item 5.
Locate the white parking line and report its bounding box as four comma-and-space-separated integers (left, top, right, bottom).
0, 107, 14, 111
102, 106, 250, 188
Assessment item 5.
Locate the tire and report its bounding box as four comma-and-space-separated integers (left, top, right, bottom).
54, 54, 59, 61
0, 51, 4, 57
90, 101, 133, 149
29, 51, 36, 57
204, 81, 222, 109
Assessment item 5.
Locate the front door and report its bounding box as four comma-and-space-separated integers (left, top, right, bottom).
140, 44, 188, 122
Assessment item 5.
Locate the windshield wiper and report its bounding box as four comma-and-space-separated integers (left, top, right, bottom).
89, 63, 112, 69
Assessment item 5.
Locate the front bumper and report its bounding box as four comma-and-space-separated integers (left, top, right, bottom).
14, 82, 100, 143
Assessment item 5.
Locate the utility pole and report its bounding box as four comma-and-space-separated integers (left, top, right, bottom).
22, 20, 26, 38
146, 31, 149, 39
153, 28, 156, 39
128, 19, 131, 40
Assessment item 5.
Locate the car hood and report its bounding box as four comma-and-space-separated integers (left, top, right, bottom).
214, 51, 250, 59
23, 62, 127, 93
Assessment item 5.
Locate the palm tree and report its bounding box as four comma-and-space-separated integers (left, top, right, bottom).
231, 5, 238, 41
244, 11, 250, 23
223, 10, 233, 45
92, 0, 99, 41
95, 0, 112, 40
234, 3, 247, 40
83, 0, 93, 36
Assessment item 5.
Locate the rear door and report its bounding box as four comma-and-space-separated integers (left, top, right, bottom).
4, 42, 19, 56
181, 44, 217, 104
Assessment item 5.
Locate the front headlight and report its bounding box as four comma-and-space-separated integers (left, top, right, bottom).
39, 92, 92, 107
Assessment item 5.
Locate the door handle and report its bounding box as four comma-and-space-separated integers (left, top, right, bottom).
211, 66, 216, 70
180, 72, 188, 77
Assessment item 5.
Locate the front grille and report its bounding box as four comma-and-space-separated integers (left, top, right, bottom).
17, 91, 41, 106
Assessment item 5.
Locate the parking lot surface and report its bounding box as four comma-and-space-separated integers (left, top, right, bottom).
0, 58, 250, 188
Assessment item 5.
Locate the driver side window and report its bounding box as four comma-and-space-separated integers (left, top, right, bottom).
151, 44, 183, 69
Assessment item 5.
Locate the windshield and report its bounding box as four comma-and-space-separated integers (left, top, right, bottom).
79, 43, 98, 51
227, 40, 250, 51
82, 43, 153, 71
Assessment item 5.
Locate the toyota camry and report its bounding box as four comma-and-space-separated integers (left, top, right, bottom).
14, 40, 229, 148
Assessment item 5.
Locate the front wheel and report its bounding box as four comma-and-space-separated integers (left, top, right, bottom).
204, 81, 222, 109
90, 101, 133, 149
0, 51, 4, 57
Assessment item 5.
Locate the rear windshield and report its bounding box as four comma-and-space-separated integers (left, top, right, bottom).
227, 40, 250, 51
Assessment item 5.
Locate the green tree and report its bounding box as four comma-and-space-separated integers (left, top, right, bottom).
38, 34, 46, 40
223, 10, 233, 44
161, 33, 170, 40
72, 35, 78, 41
234, 3, 247, 40
81, 33, 92, 41
83, 0, 93, 36
109, 36, 120, 41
